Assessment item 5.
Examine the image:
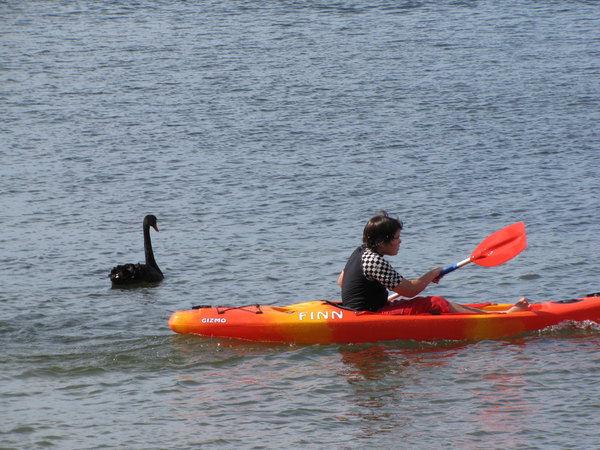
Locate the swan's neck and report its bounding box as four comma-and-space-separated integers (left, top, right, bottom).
143, 226, 162, 273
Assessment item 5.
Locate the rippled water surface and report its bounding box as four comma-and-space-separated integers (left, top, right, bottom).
2, 1, 600, 448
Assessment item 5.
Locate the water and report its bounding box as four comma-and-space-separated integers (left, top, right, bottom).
2, 0, 600, 448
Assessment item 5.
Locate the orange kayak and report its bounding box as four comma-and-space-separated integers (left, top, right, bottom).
168, 294, 600, 344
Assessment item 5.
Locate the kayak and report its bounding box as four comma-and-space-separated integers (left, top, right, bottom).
168, 294, 600, 345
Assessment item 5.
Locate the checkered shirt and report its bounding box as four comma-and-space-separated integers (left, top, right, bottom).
362, 247, 403, 290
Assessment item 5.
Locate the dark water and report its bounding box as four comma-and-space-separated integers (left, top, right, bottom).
2, 1, 600, 448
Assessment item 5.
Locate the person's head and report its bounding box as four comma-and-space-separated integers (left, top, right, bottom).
362, 210, 403, 255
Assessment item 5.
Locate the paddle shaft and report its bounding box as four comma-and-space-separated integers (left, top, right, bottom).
439, 257, 472, 276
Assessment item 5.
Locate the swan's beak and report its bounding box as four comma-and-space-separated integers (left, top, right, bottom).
152, 225, 160, 232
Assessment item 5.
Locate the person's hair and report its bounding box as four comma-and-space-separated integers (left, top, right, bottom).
362, 210, 403, 251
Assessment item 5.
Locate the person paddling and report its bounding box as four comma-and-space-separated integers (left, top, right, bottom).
338, 211, 530, 315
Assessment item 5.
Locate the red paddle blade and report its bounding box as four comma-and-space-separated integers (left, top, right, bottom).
470, 222, 527, 267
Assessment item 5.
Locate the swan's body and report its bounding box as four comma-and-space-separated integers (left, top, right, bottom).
109, 215, 164, 286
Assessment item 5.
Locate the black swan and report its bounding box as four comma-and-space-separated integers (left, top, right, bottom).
109, 215, 164, 286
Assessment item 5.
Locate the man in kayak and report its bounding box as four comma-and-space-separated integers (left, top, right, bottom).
338, 211, 530, 314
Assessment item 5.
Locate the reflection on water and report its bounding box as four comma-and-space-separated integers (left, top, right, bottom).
475, 372, 533, 433
333, 343, 471, 440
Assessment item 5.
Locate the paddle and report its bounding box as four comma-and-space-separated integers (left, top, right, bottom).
437, 221, 527, 277
389, 222, 527, 300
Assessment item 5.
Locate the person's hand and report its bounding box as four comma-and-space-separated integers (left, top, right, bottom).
431, 267, 444, 284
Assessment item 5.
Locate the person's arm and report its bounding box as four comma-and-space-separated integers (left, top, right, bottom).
391, 267, 442, 298
338, 270, 344, 287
